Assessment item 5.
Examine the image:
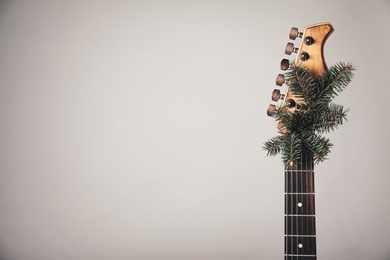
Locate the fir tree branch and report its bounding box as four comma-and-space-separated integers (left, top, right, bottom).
301, 132, 333, 164
281, 133, 302, 167
286, 63, 315, 103
304, 103, 349, 133
263, 61, 354, 167
263, 135, 285, 156
316, 62, 354, 103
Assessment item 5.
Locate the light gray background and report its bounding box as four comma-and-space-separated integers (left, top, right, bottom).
0, 0, 389, 259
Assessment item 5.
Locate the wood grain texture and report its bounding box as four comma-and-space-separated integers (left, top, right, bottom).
296, 22, 334, 78
278, 22, 334, 134
284, 22, 334, 104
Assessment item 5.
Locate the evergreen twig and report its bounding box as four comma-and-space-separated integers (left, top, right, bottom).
263, 62, 354, 167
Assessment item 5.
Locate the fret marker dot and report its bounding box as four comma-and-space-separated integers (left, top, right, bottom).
298, 243, 303, 248
297, 202, 303, 207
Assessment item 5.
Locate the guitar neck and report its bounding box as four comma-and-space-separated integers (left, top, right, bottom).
284, 153, 316, 259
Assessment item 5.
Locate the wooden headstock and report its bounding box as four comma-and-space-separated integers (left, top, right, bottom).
267, 22, 334, 133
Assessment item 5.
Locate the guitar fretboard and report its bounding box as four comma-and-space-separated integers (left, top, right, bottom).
284, 155, 316, 259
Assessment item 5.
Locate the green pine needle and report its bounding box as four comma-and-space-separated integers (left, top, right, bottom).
264, 62, 354, 167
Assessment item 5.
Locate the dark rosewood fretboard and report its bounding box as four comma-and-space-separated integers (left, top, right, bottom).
285, 154, 316, 259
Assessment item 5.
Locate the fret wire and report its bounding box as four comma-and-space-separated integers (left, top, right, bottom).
285, 235, 316, 237
284, 170, 314, 172
285, 193, 315, 194
285, 214, 315, 217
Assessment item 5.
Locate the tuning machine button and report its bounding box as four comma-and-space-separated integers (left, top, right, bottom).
285, 42, 298, 55
272, 89, 285, 101
276, 74, 286, 86
289, 27, 303, 40
280, 59, 289, 70
267, 104, 276, 116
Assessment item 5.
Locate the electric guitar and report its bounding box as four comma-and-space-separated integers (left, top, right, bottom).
267, 22, 335, 259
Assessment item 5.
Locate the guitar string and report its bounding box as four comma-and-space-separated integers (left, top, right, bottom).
302, 41, 309, 259
284, 167, 286, 260
305, 152, 308, 258
304, 151, 307, 259
286, 166, 289, 260
306, 41, 311, 258
288, 165, 290, 259
286, 165, 288, 259
292, 161, 295, 259
284, 165, 287, 259
308, 42, 315, 259
284, 166, 288, 260
299, 32, 307, 259
289, 161, 292, 258
292, 158, 296, 260
304, 151, 308, 259
288, 164, 291, 260
299, 150, 303, 259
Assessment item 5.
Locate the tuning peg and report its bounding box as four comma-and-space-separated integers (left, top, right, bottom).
267, 104, 276, 117
276, 74, 286, 86
280, 59, 289, 70
272, 89, 285, 101
285, 42, 298, 55
289, 27, 303, 40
